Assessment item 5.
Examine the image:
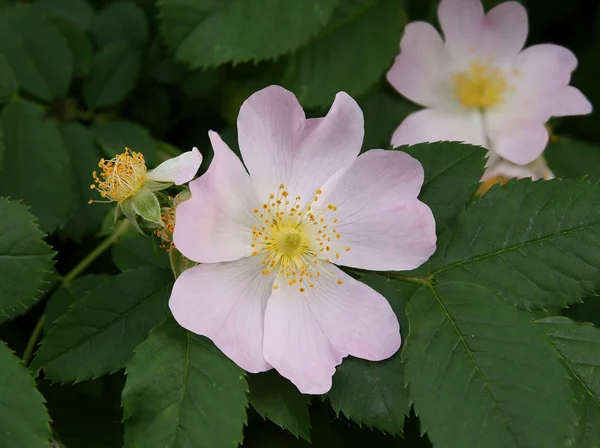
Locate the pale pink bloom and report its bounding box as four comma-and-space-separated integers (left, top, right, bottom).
386, 0, 591, 166
169, 86, 437, 394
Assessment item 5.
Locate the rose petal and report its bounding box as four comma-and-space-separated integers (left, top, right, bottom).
391, 108, 486, 148
263, 264, 401, 394
514, 44, 578, 90
438, 0, 527, 64
237, 85, 363, 204
173, 131, 260, 263
146, 147, 203, 185
438, 0, 484, 62
484, 111, 548, 165
386, 22, 454, 108
169, 257, 275, 373
316, 149, 436, 271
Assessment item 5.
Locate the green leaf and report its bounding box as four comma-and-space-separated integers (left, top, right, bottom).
34, 0, 94, 31
329, 274, 416, 435
52, 18, 92, 78
93, 1, 148, 47
122, 320, 248, 448
0, 54, 17, 102
58, 122, 107, 241
431, 179, 600, 309
159, 0, 339, 68
402, 142, 486, 232
359, 83, 417, 151
44, 274, 107, 331
404, 282, 574, 448
545, 136, 600, 180
0, 101, 75, 231
282, 0, 405, 108
92, 120, 157, 166
536, 317, 600, 447
248, 370, 311, 441
0, 342, 51, 448
83, 42, 141, 109
0, 4, 72, 101
0, 198, 53, 323
31, 267, 173, 382
112, 232, 169, 271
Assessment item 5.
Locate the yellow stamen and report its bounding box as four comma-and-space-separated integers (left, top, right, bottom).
90, 147, 147, 203
452, 60, 509, 109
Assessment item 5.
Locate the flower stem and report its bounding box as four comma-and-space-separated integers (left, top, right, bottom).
22, 220, 130, 366
22, 315, 45, 366
62, 219, 130, 286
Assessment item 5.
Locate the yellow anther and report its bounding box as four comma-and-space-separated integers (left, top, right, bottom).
90, 147, 147, 203
453, 60, 509, 109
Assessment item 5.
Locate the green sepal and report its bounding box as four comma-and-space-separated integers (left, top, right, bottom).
130, 188, 162, 225
168, 248, 197, 279
119, 197, 145, 235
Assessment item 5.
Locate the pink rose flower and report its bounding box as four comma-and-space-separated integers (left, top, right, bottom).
387, 0, 592, 165
169, 85, 437, 394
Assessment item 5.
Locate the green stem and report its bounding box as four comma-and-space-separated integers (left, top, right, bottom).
62, 219, 130, 286
22, 220, 130, 366
22, 315, 45, 366
383, 272, 430, 286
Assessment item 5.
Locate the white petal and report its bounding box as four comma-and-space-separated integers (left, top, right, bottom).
147, 147, 203, 185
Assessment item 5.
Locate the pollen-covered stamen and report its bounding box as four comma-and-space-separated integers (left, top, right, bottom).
452, 58, 511, 109
250, 186, 349, 292
89, 147, 147, 203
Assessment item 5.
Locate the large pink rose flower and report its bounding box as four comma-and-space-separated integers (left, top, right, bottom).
169, 85, 437, 394
387, 0, 592, 165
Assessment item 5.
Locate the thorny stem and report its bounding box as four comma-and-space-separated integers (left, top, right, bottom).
22, 220, 131, 366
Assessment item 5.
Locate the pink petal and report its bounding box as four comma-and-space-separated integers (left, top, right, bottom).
542, 86, 592, 117
237, 85, 363, 204
514, 44, 578, 90
484, 113, 548, 165
316, 150, 436, 271
438, 0, 527, 63
263, 264, 401, 394
169, 257, 275, 373
146, 147, 203, 185
386, 22, 453, 108
173, 131, 260, 263
482, 2, 528, 60
438, 0, 484, 60
391, 108, 486, 148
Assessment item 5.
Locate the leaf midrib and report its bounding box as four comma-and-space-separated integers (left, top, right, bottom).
38, 281, 172, 369
433, 220, 600, 276
427, 285, 521, 446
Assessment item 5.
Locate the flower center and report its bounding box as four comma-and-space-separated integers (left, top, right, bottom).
274, 228, 304, 257
452, 60, 508, 109
90, 147, 147, 203
250, 185, 350, 292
